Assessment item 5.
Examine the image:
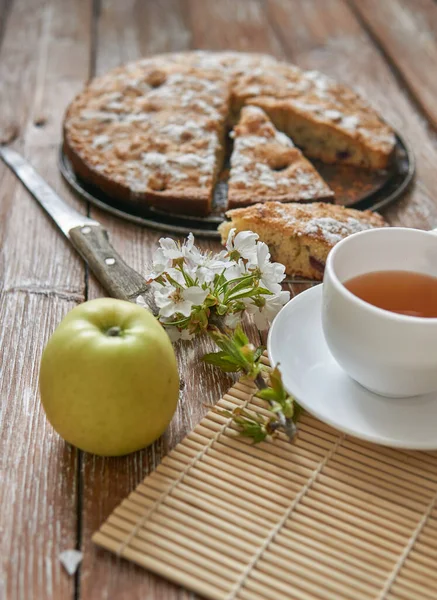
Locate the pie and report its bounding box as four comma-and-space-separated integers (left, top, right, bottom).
228, 105, 334, 208
63, 51, 396, 216
218, 201, 387, 280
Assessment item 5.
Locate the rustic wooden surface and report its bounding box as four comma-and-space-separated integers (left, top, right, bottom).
1, 1, 437, 599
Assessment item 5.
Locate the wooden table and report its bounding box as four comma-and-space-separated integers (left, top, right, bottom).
1, 1, 437, 598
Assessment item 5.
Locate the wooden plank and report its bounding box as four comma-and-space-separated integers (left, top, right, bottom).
1, 0, 91, 294
264, 0, 437, 230
0, 0, 92, 598
79, 1, 288, 598
0, 0, 12, 51
0, 293, 78, 600
350, 0, 437, 131
80, 2, 194, 599
95, 0, 191, 75
0, 0, 45, 144
186, 0, 284, 56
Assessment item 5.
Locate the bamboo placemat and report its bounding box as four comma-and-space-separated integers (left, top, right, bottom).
93, 356, 437, 600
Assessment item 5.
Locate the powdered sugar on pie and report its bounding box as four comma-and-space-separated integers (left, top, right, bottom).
228, 106, 333, 207
63, 51, 396, 216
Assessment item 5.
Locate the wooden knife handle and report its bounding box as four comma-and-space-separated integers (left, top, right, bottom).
69, 224, 157, 313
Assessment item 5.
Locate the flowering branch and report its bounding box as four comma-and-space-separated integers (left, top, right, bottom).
143, 230, 301, 442
204, 326, 300, 442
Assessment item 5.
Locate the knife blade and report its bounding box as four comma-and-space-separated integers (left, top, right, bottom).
0, 146, 156, 312
0, 146, 101, 235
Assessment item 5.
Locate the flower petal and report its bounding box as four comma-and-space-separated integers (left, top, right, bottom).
159, 237, 183, 259
224, 312, 242, 329
252, 307, 269, 330
183, 286, 208, 305
176, 300, 194, 317
225, 228, 237, 251
254, 241, 270, 268
234, 231, 259, 260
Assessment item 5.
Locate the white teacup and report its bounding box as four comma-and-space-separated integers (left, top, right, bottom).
322, 227, 437, 397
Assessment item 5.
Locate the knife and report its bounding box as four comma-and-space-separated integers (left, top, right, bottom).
0, 146, 157, 313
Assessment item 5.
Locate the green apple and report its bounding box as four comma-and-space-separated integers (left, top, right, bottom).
39, 298, 179, 456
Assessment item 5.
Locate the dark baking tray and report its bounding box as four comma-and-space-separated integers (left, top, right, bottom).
59, 133, 414, 239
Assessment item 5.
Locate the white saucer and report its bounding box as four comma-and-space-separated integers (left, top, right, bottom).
268, 284, 437, 449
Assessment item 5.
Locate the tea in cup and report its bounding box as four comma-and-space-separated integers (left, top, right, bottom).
322, 227, 437, 397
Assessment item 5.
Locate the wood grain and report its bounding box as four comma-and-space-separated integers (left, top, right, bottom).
264, 0, 437, 230
0, 293, 78, 600
94, 0, 191, 75
0, 0, 91, 598
78, 2, 287, 598
350, 0, 437, 131
80, 2, 197, 599
185, 0, 284, 57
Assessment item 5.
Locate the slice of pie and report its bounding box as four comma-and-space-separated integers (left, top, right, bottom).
232, 63, 395, 170
219, 201, 387, 280
227, 106, 334, 209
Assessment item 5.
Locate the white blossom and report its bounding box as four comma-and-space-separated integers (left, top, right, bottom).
145, 231, 289, 335
155, 285, 208, 318
159, 233, 194, 261
159, 237, 184, 260
250, 242, 286, 294
149, 248, 171, 279
135, 295, 153, 313
226, 229, 259, 261
165, 327, 195, 342
224, 312, 243, 329
245, 290, 290, 330
224, 258, 247, 281
186, 246, 231, 284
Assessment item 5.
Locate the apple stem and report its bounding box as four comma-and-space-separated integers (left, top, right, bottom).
106, 326, 122, 337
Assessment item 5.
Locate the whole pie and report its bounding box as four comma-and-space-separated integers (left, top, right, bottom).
63, 51, 396, 216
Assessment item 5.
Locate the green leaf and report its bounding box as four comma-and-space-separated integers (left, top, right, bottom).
179, 266, 195, 287
202, 351, 241, 372
292, 401, 304, 422
233, 325, 250, 348
218, 273, 253, 297
269, 366, 287, 401
212, 407, 234, 419
165, 273, 184, 289
216, 303, 228, 316
253, 345, 265, 363
224, 275, 256, 299
240, 426, 268, 444
227, 288, 260, 301
213, 270, 227, 293
255, 388, 279, 402
209, 328, 247, 364
162, 316, 191, 327
252, 287, 274, 297
204, 295, 218, 308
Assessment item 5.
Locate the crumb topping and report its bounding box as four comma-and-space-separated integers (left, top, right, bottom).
271, 202, 386, 245
228, 106, 333, 200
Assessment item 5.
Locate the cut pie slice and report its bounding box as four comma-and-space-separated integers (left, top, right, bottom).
233, 64, 395, 169
219, 201, 387, 280
227, 106, 334, 210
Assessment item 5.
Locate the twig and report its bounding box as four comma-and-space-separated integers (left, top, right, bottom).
209, 314, 297, 442
254, 371, 297, 442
